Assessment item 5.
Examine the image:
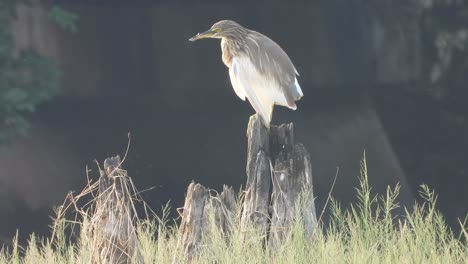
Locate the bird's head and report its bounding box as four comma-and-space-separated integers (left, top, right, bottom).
189, 20, 245, 41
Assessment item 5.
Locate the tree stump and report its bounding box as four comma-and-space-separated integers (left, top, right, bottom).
178, 114, 318, 260
178, 183, 209, 263
210, 185, 236, 239
178, 183, 235, 263
241, 115, 318, 247
269, 125, 317, 248
241, 115, 271, 234
91, 156, 143, 264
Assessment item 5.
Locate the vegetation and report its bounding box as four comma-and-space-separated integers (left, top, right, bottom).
0, 3, 76, 145
0, 159, 466, 263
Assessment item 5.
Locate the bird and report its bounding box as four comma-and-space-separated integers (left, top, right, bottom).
189, 20, 303, 127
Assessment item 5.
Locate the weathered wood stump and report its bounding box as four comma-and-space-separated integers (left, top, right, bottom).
269, 125, 317, 248
178, 114, 317, 260
90, 156, 143, 264
243, 115, 317, 247
241, 115, 272, 234
210, 185, 237, 238
178, 183, 235, 263
178, 183, 209, 263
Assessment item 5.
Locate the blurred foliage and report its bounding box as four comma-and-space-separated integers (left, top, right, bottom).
48, 6, 78, 33
0, 2, 77, 145
419, 0, 468, 92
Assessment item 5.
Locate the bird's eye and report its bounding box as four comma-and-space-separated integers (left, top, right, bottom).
212, 28, 220, 33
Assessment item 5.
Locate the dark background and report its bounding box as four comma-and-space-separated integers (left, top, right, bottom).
1, 0, 467, 243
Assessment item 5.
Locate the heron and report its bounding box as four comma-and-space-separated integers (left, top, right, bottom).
189, 20, 303, 127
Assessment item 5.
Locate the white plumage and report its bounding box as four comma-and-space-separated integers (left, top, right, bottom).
229, 55, 302, 126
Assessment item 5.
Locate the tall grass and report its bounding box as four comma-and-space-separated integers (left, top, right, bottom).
1, 159, 467, 263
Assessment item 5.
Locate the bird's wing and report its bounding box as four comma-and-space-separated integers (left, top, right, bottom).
247, 32, 303, 106
231, 55, 290, 125
229, 67, 246, 101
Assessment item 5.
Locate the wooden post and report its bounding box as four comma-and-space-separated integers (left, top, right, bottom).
91, 156, 143, 264
241, 115, 272, 234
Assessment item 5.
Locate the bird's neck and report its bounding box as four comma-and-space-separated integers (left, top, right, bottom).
221, 37, 244, 68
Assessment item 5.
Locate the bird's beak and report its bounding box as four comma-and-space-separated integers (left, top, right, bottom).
189, 29, 214, 42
